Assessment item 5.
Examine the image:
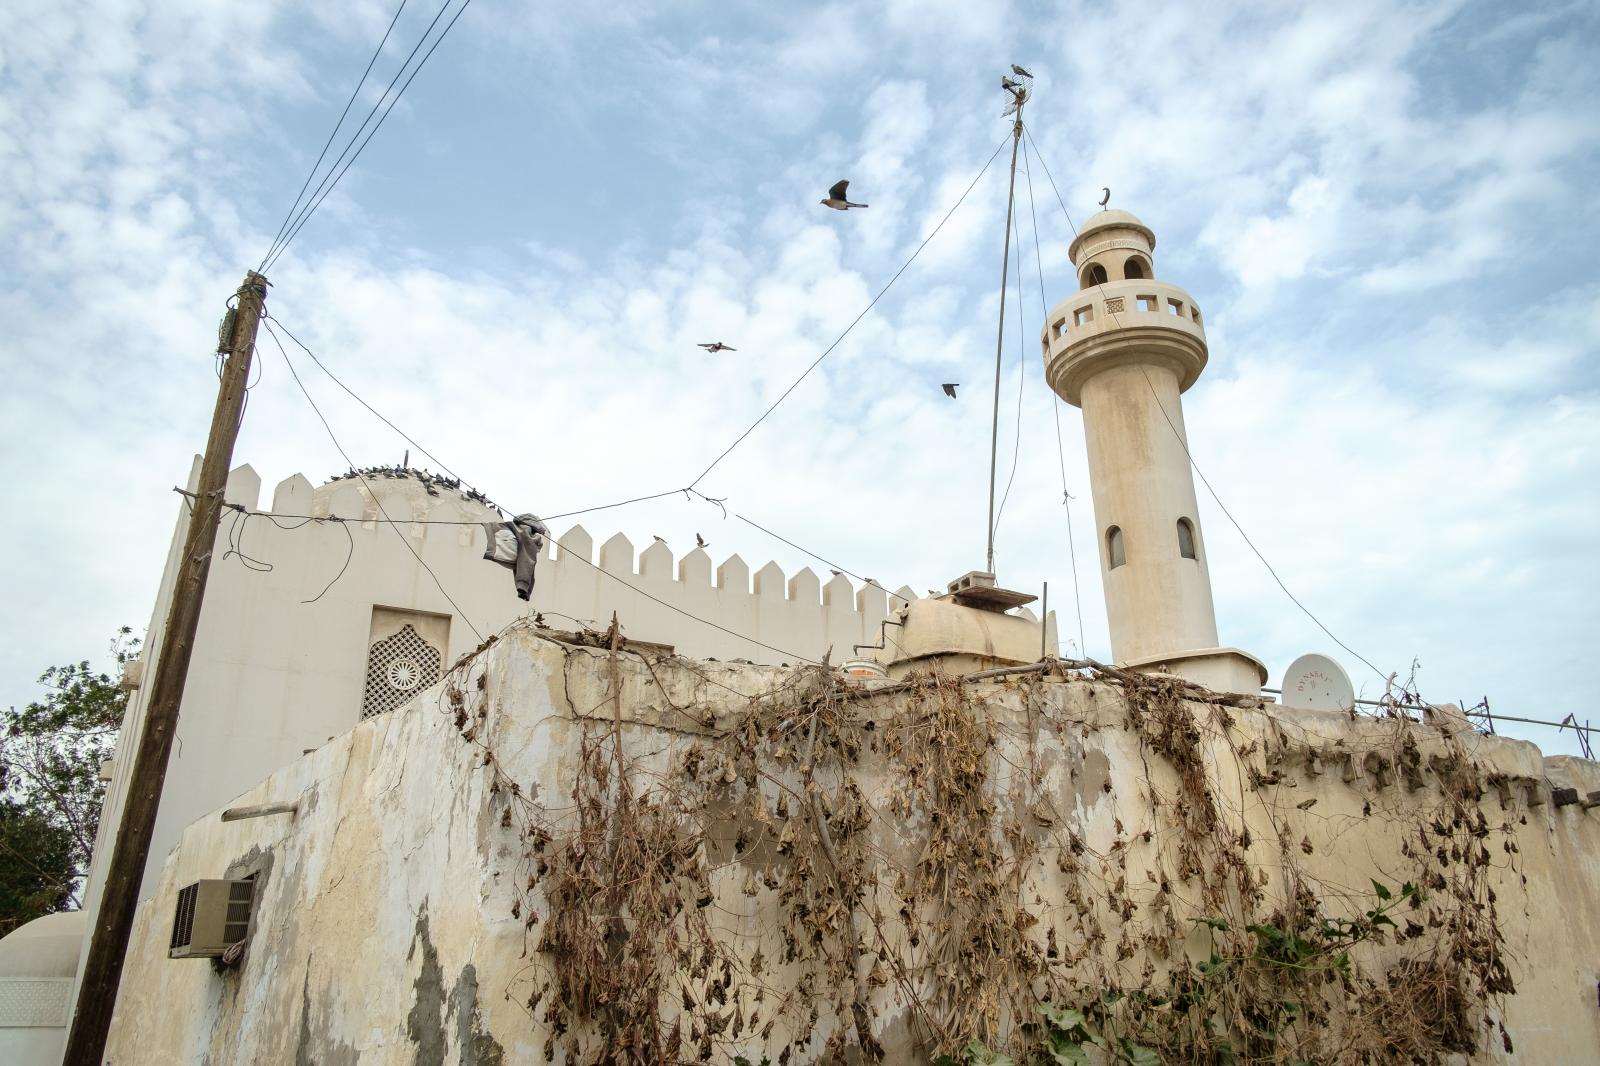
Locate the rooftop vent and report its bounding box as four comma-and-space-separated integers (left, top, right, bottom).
169, 879, 255, 959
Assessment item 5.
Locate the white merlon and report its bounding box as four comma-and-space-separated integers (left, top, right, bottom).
79, 458, 1052, 959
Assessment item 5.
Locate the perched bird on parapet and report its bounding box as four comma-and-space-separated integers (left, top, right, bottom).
698, 341, 736, 353
820, 180, 868, 210
652, 535, 666, 545
830, 570, 842, 577
1012, 64, 1034, 79
695, 533, 708, 549
942, 383, 959, 398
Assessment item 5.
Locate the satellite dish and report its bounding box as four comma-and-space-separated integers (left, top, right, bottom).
1279, 653, 1355, 713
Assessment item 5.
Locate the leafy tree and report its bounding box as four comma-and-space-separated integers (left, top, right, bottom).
0, 628, 136, 935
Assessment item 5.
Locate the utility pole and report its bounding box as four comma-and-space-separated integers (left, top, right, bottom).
986, 80, 1027, 575
62, 270, 269, 1066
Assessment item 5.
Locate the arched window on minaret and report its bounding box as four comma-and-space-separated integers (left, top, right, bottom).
1123, 256, 1148, 280
1080, 262, 1109, 289
1107, 525, 1126, 569
1177, 518, 1197, 559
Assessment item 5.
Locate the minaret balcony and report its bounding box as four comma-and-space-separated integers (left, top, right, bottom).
1041, 279, 1209, 405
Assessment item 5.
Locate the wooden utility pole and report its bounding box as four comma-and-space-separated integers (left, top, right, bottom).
62, 270, 269, 1066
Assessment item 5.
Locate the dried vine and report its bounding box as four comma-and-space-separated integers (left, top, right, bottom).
433, 628, 1516, 1065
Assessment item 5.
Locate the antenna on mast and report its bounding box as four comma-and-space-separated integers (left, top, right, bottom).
985, 66, 1031, 576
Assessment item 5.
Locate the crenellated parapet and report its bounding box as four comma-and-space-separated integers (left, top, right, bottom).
219, 464, 927, 667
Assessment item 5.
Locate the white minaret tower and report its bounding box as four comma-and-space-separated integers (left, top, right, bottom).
1041, 209, 1265, 694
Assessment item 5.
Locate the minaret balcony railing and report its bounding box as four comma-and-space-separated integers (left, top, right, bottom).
1040, 279, 1209, 404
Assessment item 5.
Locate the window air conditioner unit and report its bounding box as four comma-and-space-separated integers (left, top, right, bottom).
168, 879, 255, 959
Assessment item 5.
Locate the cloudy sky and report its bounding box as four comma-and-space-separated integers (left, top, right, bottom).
2, 0, 1596, 755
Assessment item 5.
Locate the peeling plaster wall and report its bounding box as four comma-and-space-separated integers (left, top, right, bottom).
103, 632, 1600, 1064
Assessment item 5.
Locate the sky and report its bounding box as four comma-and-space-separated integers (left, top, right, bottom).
1, 0, 1596, 756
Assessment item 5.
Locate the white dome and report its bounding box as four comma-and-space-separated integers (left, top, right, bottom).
0, 911, 84, 980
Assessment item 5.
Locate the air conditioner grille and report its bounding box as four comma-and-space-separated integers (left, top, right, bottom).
170, 883, 198, 949
169, 879, 257, 959
362, 623, 443, 719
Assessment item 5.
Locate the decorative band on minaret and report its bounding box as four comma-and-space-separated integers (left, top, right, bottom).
1041, 210, 1266, 695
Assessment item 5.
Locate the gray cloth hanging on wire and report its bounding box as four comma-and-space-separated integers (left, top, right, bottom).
481, 513, 549, 601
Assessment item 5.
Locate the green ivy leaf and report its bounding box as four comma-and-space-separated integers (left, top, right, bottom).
1116, 1037, 1161, 1066
1046, 1038, 1091, 1066
963, 1040, 1016, 1066
1039, 1004, 1088, 1032
1371, 879, 1392, 901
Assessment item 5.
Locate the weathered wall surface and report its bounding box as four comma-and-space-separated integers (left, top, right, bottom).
102, 630, 1600, 1064
81, 460, 977, 971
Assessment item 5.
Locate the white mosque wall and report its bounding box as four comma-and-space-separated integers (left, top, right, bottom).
80, 458, 923, 961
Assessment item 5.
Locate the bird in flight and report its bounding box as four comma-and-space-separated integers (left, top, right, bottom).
1011, 64, 1034, 79
695, 533, 708, 549
1099, 187, 1111, 208
698, 341, 736, 353
821, 180, 868, 211
942, 383, 959, 398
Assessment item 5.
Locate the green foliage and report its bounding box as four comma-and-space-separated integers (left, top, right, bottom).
0, 800, 76, 934
0, 628, 135, 935
945, 882, 1420, 1066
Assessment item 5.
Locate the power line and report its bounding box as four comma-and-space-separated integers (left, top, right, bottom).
264, 313, 473, 487
1021, 123, 1387, 683
686, 132, 1013, 491
541, 528, 820, 665
1019, 134, 1086, 657
1133, 363, 1388, 683
733, 514, 912, 609
194, 482, 821, 665
991, 197, 1029, 542
265, 313, 697, 523
259, 0, 413, 268
263, 319, 486, 640
262, 0, 474, 272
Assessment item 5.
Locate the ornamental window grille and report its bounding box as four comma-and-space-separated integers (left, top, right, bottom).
361, 623, 442, 719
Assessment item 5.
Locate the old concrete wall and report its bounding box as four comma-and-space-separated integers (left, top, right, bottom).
80, 459, 966, 956
103, 631, 1600, 1064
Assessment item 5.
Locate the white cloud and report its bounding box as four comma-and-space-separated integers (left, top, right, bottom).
1, 0, 1597, 764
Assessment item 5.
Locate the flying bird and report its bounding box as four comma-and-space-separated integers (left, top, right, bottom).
1011, 64, 1034, 79
941, 383, 959, 398
695, 533, 708, 549
698, 341, 736, 353
821, 180, 868, 211
1099, 187, 1111, 208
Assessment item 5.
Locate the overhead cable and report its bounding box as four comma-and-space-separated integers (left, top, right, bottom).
263, 319, 486, 640
259, 0, 413, 268
685, 132, 1013, 491
990, 201, 1029, 542
733, 514, 911, 610
1019, 134, 1087, 657
1022, 123, 1386, 683
262, 0, 474, 272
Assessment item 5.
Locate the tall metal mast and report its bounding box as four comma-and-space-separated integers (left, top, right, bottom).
985, 70, 1030, 574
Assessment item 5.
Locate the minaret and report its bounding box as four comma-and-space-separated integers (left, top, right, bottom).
1040, 209, 1265, 695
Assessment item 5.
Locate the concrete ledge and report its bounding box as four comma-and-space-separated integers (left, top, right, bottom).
1120, 646, 1268, 697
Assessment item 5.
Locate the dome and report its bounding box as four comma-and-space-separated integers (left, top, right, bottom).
1068, 209, 1157, 265
0, 910, 85, 979
312, 467, 503, 524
